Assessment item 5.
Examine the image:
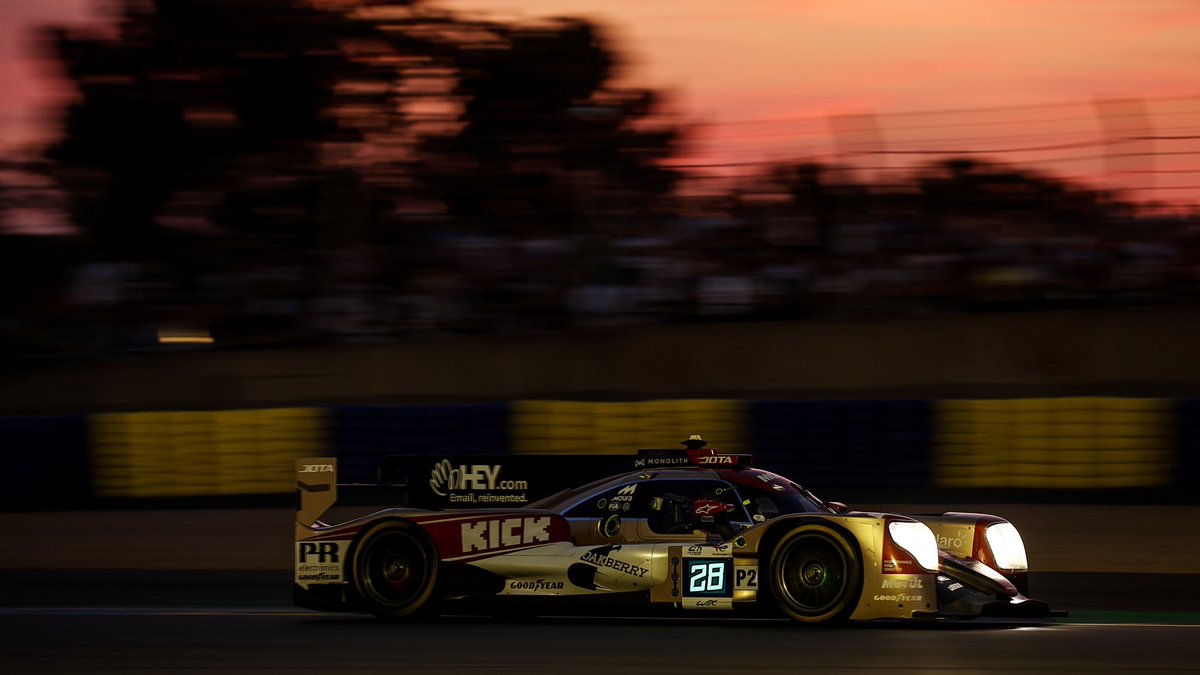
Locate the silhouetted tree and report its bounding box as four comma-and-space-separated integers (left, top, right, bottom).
42, 0, 396, 259
42, 1, 683, 258
412, 18, 683, 236
916, 157, 1107, 230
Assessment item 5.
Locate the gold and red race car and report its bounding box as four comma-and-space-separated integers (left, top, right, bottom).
295, 436, 1056, 623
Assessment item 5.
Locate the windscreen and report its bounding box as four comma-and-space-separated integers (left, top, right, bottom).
731, 469, 831, 518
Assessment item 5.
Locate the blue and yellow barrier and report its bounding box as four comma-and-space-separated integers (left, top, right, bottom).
510, 400, 745, 455
329, 404, 508, 483
1174, 399, 1200, 488
2, 397, 1195, 504
750, 401, 932, 488
89, 408, 325, 497
0, 416, 89, 502
935, 398, 1171, 489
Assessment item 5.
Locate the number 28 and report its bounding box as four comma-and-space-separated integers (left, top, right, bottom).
689, 562, 724, 592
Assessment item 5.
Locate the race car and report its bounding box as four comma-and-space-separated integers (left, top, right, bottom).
294, 436, 1057, 623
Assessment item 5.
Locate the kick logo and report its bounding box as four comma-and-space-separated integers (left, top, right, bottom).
460, 516, 552, 553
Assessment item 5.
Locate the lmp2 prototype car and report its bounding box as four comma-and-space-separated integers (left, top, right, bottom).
294, 436, 1056, 623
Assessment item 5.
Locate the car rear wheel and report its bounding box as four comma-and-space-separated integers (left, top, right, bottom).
769, 524, 862, 623
352, 521, 439, 619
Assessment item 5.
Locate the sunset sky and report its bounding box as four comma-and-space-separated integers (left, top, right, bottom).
3, 0, 1199, 205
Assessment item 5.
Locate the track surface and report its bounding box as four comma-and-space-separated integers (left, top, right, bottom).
5, 506, 1200, 672
3, 570, 1199, 673
3, 606, 1199, 674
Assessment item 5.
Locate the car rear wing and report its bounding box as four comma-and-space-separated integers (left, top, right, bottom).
296, 458, 339, 526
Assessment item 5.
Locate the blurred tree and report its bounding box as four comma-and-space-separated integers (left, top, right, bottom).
42, 0, 398, 260
42, 0, 683, 259
0, 159, 79, 353
769, 162, 839, 253
916, 158, 1107, 232
410, 17, 683, 236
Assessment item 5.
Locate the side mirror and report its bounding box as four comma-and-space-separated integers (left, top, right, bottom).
827, 501, 849, 514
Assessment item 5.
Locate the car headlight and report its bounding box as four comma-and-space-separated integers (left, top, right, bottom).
887, 521, 939, 572
984, 522, 1028, 571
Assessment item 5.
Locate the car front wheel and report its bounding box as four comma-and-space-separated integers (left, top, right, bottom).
769, 524, 862, 623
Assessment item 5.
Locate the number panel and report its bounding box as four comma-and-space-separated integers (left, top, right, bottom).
688, 561, 727, 593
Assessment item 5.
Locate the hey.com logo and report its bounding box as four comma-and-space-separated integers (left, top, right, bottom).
429, 460, 528, 496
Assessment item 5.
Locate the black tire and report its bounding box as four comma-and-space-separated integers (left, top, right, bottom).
769, 524, 862, 624
351, 521, 439, 620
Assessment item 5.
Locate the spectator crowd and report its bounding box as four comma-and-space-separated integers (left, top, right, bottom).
5, 163, 1199, 365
